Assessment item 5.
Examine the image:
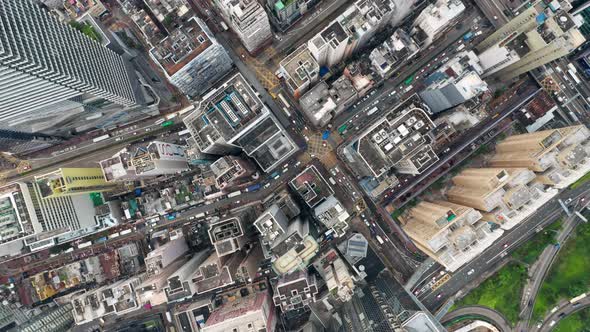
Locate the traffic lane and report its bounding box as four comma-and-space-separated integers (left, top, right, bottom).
150, 161, 310, 231
421, 184, 590, 310
537, 298, 590, 332
331, 8, 483, 129
420, 206, 564, 308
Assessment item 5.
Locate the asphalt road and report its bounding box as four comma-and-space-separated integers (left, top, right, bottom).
441, 305, 511, 332
419, 181, 590, 312
536, 297, 590, 332
332, 8, 485, 132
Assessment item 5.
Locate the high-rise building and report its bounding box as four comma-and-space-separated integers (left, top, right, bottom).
476, 0, 585, 79
277, 45, 320, 98
210, 156, 254, 189
401, 200, 503, 271
183, 73, 298, 172
316, 249, 356, 302
150, 17, 233, 97
208, 217, 247, 257
214, 0, 272, 54
489, 125, 590, 186
0, 0, 136, 122
313, 195, 350, 237
254, 204, 290, 246
0, 130, 63, 156
299, 76, 358, 127
202, 283, 277, 332
266, 0, 322, 31
419, 51, 488, 113
411, 0, 465, 46
0, 182, 120, 254
34, 168, 116, 198
370, 29, 421, 78
272, 270, 318, 312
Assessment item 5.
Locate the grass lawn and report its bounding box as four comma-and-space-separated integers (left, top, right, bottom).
553, 307, 590, 332
453, 262, 527, 325
511, 220, 562, 265
570, 171, 590, 190
533, 220, 590, 321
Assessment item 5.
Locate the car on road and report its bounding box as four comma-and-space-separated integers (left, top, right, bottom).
565, 198, 573, 204
436, 294, 442, 299
503, 242, 509, 248
467, 269, 475, 275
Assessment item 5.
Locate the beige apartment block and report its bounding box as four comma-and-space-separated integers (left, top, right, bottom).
490, 125, 590, 188
448, 167, 557, 229
401, 200, 503, 271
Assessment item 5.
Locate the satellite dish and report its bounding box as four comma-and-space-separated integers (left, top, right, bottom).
359, 265, 365, 272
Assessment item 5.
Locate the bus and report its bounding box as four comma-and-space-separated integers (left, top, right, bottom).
376, 235, 385, 245
282, 107, 292, 117
337, 124, 348, 134
108, 232, 120, 239
220, 21, 229, 31
404, 74, 415, 86
161, 120, 174, 127
278, 93, 290, 109
93, 134, 110, 143
568, 69, 581, 84
570, 293, 586, 304
227, 190, 241, 198
78, 241, 92, 249
120, 229, 132, 236
154, 118, 166, 125
367, 107, 379, 116
178, 129, 191, 136
567, 62, 577, 73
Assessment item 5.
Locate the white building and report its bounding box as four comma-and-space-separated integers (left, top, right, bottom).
0, 0, 136, 123
71, 277, 142, 325
419, 51, 488, 113
313, 195, 350, 237
214, 0, 272, 53
412, 0, 465, 46
183, 73, 297, 172
208, 217, 246, 257
0, 182, 120, 254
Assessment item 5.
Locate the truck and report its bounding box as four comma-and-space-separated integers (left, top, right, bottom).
120, 229, 132, 236
567, 62, 577, 73
568, 69, 581, 84
457, 44, 465, 51
92, 134, 110, 143
227, 190, 241, 198
245, 184, 261, 192
376, 235, 385, 245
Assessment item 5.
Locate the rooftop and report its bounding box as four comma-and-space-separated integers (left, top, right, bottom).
289, 165, 334, 207
150, 17, 213, 76
279, 45, 320, 91
355, 98, 436, 177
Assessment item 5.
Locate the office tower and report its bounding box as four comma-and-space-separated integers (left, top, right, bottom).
100, 141, 189, 182
411, 0, 465, 46
0, 182, 120, 254
272, 270, 318, 312
183, 73, 297, 172
202, 283, 276, 332
476, 0, 585, 79
71, 277, 142, 325
214, 0, 272, 54
208, 216, 247, 257
209, 156, 254, 189
401, 200, 503, 271
419, 51, 488, 113
316, 249, 356, 302
277, 45, 320, 98
370, 29, 421, 78
150, 16, 233, 97
266, 0, 322, 30
313, 195, 350, 237
254, 204, 290, 246
299, 76, 358, 127
34, 168, 116, 198
490, 125, 590, 186
0, 0, 136, 123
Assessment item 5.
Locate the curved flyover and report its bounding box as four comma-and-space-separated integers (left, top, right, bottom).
441, 305, 512, 332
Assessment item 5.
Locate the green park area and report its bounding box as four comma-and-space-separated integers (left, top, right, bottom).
570, 171, 590, 189
453, 262, 526, 324
452, 220, 562, 325
553, 307, 590, 332
532, 219, 590, 321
